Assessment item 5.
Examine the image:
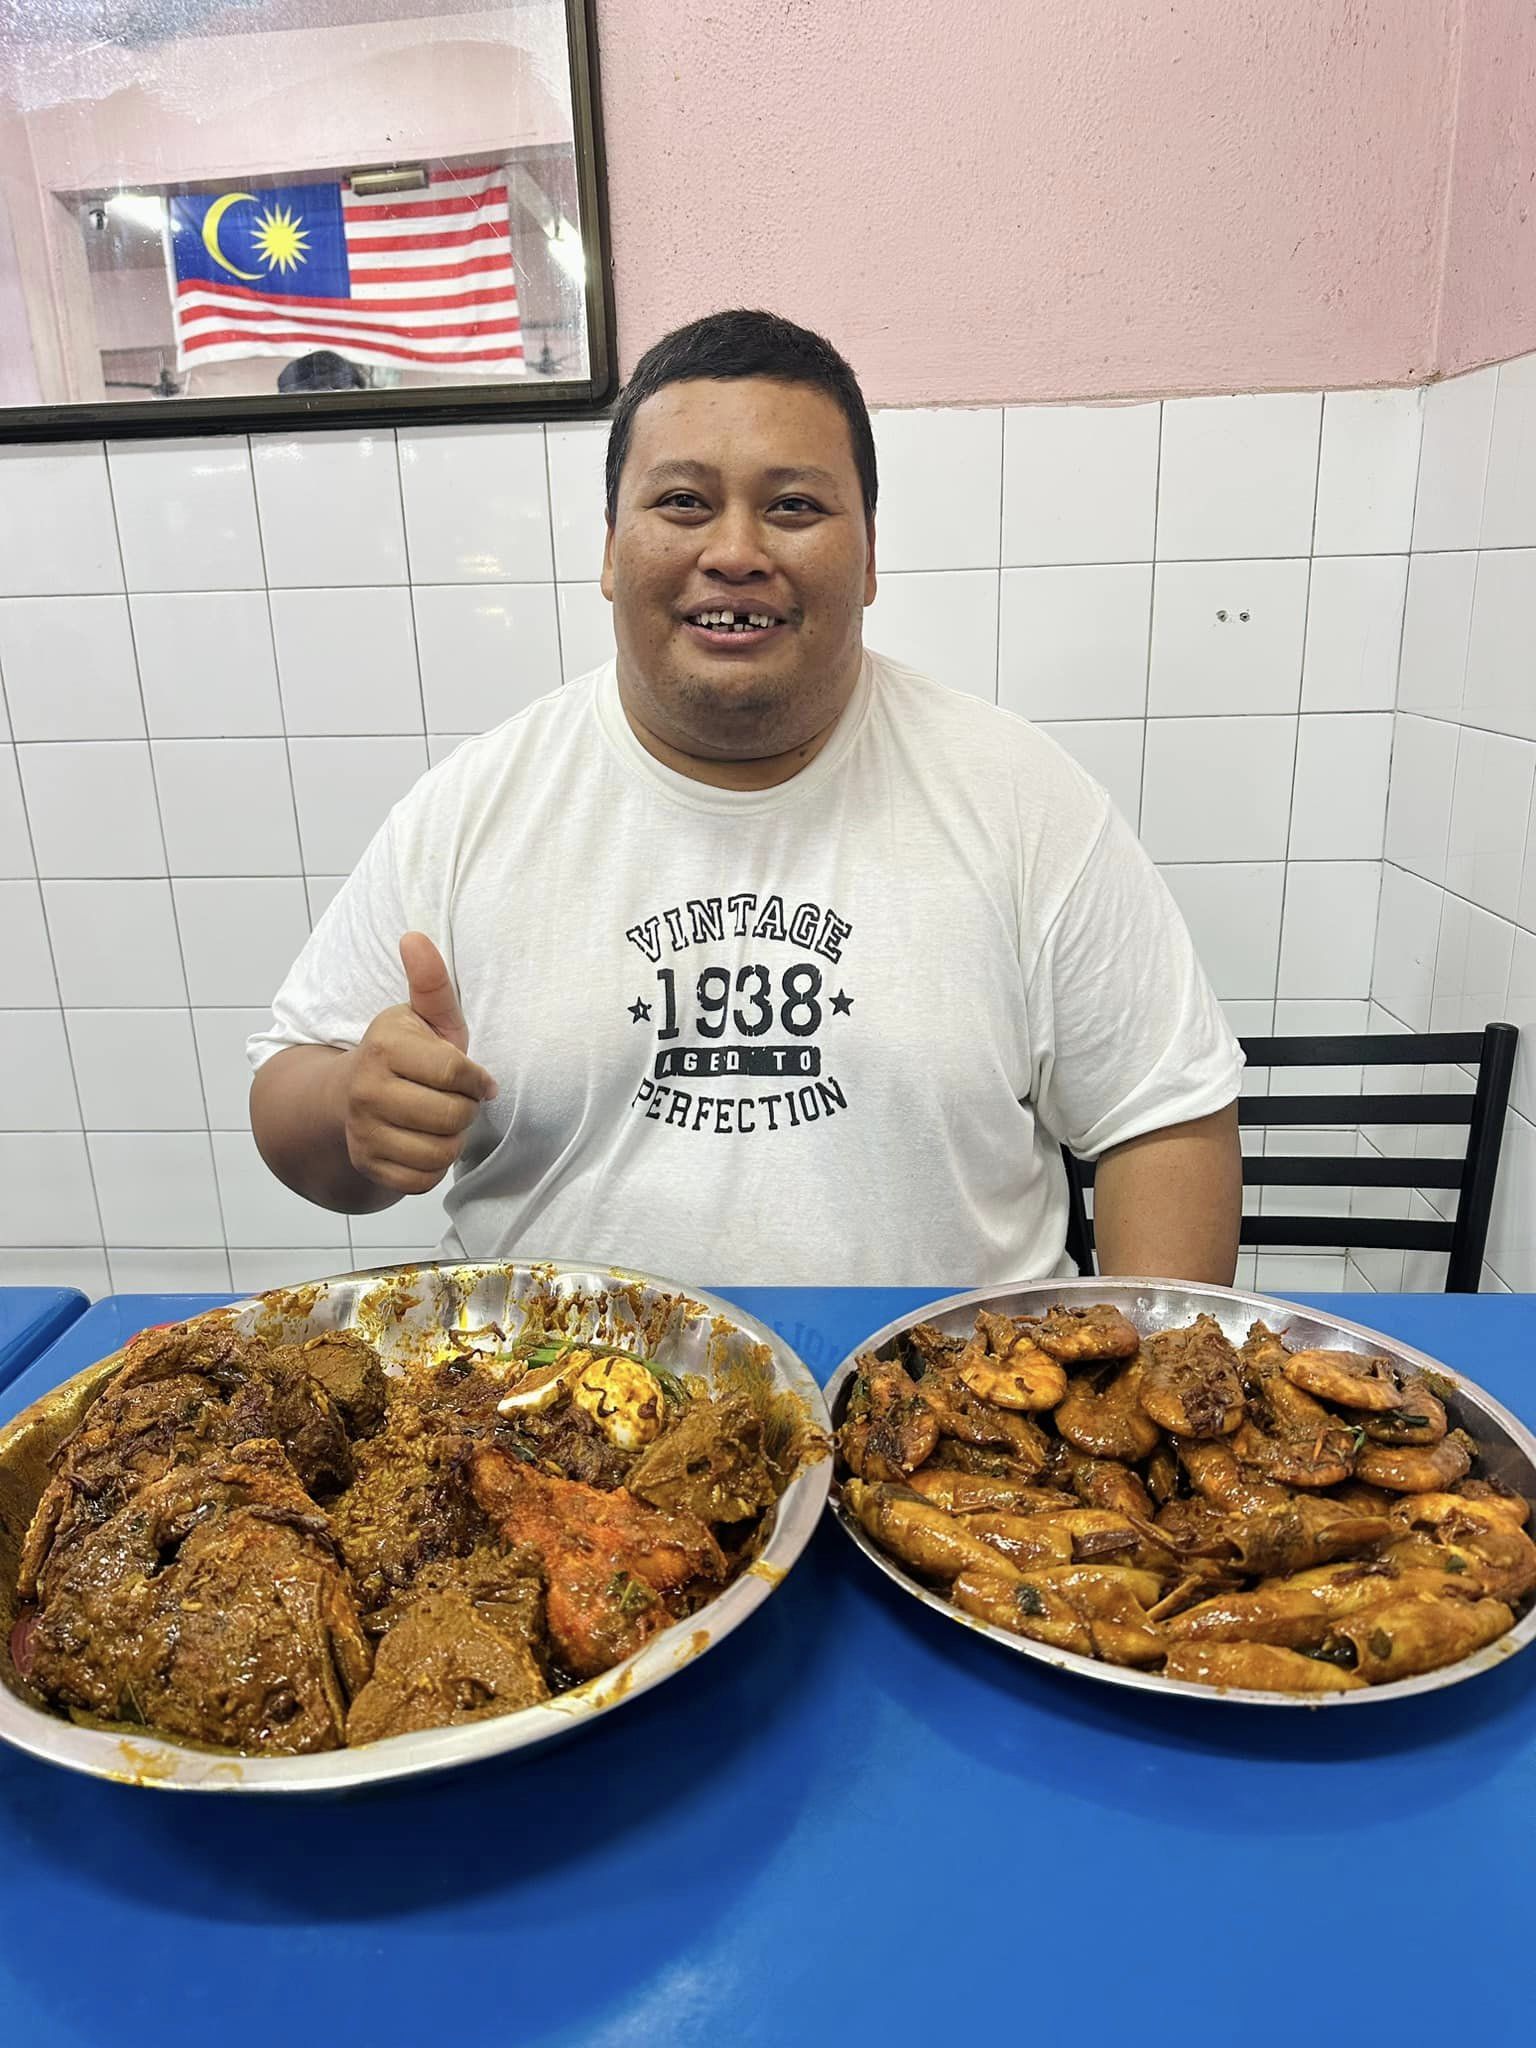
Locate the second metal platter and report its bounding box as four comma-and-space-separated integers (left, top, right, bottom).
824, 1277, 1536, 1708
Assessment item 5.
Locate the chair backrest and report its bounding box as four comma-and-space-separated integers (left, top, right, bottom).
1061, 1022, 1519, 1292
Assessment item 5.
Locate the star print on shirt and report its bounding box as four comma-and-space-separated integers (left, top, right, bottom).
830, 989, 854, 1016
628, 997, 652, 1023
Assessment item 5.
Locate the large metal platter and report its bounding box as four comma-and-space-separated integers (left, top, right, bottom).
825, 1276, 1536, 1708
0, 1260, 830, 1791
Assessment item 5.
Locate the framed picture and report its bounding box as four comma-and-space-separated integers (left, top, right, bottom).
0, 0, 614, 440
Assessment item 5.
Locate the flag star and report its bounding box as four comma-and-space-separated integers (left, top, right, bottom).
628, 997, 652, 1023
830, 989, 854, 1016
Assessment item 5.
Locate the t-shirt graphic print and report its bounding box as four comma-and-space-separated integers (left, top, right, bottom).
625, 889, 856, 1141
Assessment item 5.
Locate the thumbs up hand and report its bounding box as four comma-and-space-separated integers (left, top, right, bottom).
336, 932, 497, 1195
400, 930, 471, 1051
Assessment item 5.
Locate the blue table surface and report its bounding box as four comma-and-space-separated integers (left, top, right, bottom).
3, 1287, 1535, 2048
0, 1289, 88, 1393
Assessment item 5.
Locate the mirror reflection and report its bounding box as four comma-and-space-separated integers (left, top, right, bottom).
0, 0, 593, 409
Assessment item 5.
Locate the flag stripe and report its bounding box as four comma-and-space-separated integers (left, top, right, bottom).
347, 257, 515, 287
427, 162, 503, 184
338, 221, 510, 255
178, 301, 521, 341
178, 326, 524, 364
176, 277, 516, 314
343, 215, 510, 246
344, 186, 508, 223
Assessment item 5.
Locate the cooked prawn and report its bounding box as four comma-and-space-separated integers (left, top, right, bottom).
956, 1334, 1068, 1413
1282, 1347, 1405, 1412
1355, 1431, 1473, 1494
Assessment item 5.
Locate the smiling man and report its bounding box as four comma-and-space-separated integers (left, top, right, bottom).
249, 309, 1242, 1286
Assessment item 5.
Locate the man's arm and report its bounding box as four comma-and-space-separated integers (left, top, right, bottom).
1088, 1100, 1241, 1285
250, 933, 496, 1216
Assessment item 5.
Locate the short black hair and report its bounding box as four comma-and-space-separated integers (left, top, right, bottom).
604, 309, 877, 525
277, 349, 367, 393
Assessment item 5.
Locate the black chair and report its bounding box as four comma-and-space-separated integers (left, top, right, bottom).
1062, 1022, 1519, 1292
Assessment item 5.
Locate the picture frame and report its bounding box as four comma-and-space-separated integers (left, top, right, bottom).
0, 0, 615, 442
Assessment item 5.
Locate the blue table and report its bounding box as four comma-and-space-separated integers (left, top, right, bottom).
2, 1288, 1534, 2048
0, 1289, 87, 1395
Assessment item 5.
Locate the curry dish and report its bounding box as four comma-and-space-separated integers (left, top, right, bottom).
8, 1315, 804, 1754
837, 1304, 1536, 1693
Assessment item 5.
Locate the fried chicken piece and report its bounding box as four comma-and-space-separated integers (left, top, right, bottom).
18, 1325, 352, 1600
22, 1442, 369, 1754
104, 1324, 352, 1492
626, 1393, 776, 1525
1031, 1304, 1140, 1365
329, 1400, 482, 1612
1139, 1316, 1244, 1438
345, 1557, 548, 1746
271, 1330, 387, 1438
468, 1449, 724, 1680
837, 1354, 940, 1481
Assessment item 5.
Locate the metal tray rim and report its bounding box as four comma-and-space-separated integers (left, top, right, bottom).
0, 1259, 831, 1791
823, 1275, 1536, 1710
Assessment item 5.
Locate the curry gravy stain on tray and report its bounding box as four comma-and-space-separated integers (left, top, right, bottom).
827, 1280, 1536, 1707
0, 1262, 828, 1791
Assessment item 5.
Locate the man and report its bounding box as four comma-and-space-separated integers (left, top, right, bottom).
250, 310, 1242, 1286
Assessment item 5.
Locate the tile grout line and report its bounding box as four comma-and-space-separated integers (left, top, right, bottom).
105, 455, 234, 1290
1265, 399, 1326, 1197
540, 426, 570, 685
1133, 403, 1162, 831
16, 444, 124, 1279
392, 429, 434, 780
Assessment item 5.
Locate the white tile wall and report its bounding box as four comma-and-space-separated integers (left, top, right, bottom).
2, 362, 1531, 1293
556, 582, 614, 681
1368, 347, 1536, 1292
1155, 393, 1323, 560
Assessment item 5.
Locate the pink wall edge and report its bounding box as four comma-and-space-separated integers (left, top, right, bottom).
1437, 0, 1536, 377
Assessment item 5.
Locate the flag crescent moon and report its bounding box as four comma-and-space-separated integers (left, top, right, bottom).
202, 193, 261, 281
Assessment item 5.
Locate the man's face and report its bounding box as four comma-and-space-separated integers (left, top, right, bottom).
601, 376, 876, 764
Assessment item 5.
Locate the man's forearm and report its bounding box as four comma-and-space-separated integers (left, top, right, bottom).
1089, 1101, 1241, 1285
249, 1045, 402, 1215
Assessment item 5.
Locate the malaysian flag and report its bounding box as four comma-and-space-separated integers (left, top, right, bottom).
166, 164, 523, 375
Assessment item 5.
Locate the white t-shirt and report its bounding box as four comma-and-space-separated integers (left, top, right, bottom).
249, 653, 1242, 1286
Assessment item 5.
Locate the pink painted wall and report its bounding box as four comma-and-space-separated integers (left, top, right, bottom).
4, 0, 1534, 409
1438, 0, 1536, 374
598, 0, 1462, 404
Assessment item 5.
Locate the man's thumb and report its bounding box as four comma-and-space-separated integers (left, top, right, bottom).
399, 932, 469, 1052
